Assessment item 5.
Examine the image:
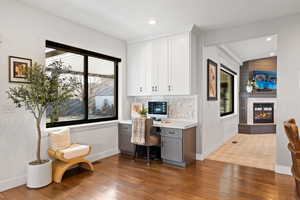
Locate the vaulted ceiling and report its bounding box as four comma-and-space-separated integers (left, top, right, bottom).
223, 35, 277, 62
17, 0, 300, 41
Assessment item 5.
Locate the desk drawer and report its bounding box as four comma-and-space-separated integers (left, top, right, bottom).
119, 124, 132, 133
160, 128, 182, 138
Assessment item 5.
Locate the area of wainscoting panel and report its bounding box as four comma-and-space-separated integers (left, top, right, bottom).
44, 121, 120, 162
132, 95, 198, 121
0, 122, 120, 192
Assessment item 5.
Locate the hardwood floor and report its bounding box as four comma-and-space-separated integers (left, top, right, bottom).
1, 155, 297, 200
208, 133, 276, 170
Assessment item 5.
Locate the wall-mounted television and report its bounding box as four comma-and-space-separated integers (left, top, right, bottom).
253, 70, 277, 91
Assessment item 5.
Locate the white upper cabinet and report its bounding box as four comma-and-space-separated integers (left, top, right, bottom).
127, 31, 195, 96
168, 33, 190, 95
151, 38, 169, 95
127, 41, 152, 96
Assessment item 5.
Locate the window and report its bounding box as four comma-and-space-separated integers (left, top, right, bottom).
46, 41, 120, 128
220, 67, 235, 116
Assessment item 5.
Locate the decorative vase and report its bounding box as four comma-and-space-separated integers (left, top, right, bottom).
27, 160, 52, 188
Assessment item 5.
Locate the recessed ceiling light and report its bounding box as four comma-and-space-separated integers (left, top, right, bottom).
148, 19, 157, 25
266, 37, 272, 42
270, 52, 275, 56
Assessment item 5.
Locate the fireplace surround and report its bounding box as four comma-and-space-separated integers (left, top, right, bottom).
239, 98, 276, 134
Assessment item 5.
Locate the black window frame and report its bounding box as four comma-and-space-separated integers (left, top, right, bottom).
220, 65, 236, 117
46, 40, 121, 128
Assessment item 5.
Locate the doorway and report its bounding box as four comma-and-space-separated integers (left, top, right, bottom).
207, 35, 277, 171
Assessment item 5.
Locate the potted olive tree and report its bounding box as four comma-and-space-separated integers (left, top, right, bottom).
7, 61, 80, 188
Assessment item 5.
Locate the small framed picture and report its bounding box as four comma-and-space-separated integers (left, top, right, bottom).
131, 103, 143, 119
9, 56, 32, 83
207, 59, 218, 101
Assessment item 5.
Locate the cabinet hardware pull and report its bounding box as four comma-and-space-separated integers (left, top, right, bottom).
152, 86, 154, 92
169, 132, 175, 134
168, 85, 171, 91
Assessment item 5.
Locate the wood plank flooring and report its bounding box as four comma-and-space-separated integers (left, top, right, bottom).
207, 133, 276, 171
1, 154, 296, 200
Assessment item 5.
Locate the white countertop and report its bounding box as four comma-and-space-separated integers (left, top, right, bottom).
119, 119, 198, 129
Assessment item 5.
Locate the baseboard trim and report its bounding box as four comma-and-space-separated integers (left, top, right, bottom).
0, 175, 26, 192
196, 153, 204, 160
275, 165, 292, 176
0, 149, 120, 192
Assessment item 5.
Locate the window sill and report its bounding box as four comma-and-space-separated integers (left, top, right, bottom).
44, 120, 119, 136
220, 113, 238, 120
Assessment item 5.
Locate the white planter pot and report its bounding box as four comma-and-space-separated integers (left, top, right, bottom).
27, 160, 52, 188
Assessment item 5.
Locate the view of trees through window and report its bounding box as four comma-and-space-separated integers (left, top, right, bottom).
45, 41, 118, 127
46, 50, 85, 123
88, 57, 115, 119
220, 69, 234, 116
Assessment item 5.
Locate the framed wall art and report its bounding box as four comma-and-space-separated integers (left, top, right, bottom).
9, 56, 32, 83
131, 102, 143, 119
207, 59, 218, 101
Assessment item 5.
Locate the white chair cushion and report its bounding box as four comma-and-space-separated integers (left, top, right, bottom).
49, 128, 71, 151
59, 144, 90, 159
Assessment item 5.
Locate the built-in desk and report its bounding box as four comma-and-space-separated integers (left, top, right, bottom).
119, 120, 197, 129
118, 120, 197, 167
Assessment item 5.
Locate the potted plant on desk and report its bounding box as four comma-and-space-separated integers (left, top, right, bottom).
7, 61, 80, 188
139, 108, 148, 118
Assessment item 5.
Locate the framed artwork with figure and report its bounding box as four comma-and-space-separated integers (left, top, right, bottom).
207, 59, 218, 101
9, 56, 32, 83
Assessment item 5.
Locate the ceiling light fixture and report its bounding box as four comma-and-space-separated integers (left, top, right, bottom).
266, 37, 272, 42
148, 19, 157, 25
270, 52, 275, 57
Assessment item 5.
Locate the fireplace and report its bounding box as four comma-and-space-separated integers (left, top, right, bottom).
253, 103, 274, 123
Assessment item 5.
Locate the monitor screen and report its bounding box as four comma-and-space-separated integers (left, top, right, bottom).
148, 101, 167, 115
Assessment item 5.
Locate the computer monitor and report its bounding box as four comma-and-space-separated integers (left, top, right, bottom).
148, 101, 168, 120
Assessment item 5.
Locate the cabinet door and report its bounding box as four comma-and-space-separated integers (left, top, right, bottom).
168, 33, 190, 95
141, 42, 152, 95
151, 38, 169, 95
119, 125, 135, 154
161, 136, 183, 162
127, 42, 152, 96
127, 43, 142, 96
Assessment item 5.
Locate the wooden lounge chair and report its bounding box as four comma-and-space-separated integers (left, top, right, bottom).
48, 128, 94, 183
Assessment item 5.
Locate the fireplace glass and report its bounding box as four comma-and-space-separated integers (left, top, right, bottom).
253, 103, 274, 123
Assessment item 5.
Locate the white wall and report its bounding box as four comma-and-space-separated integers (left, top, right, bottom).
202, 14, 300, 175
0, 0, 129, 191
276, 15, 300, 172
200, 46, 240, 158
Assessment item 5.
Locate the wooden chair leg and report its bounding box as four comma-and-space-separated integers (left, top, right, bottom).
80, 160, 94, 171
147, 146, 150, 166
133, 144, 137, 161
52, 158, 94, 183
295, 179, 300, 198
52, 160, 73, 183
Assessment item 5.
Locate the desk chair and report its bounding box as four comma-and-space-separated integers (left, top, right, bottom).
131, 118, 160, 165
284, 118, 300, 197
